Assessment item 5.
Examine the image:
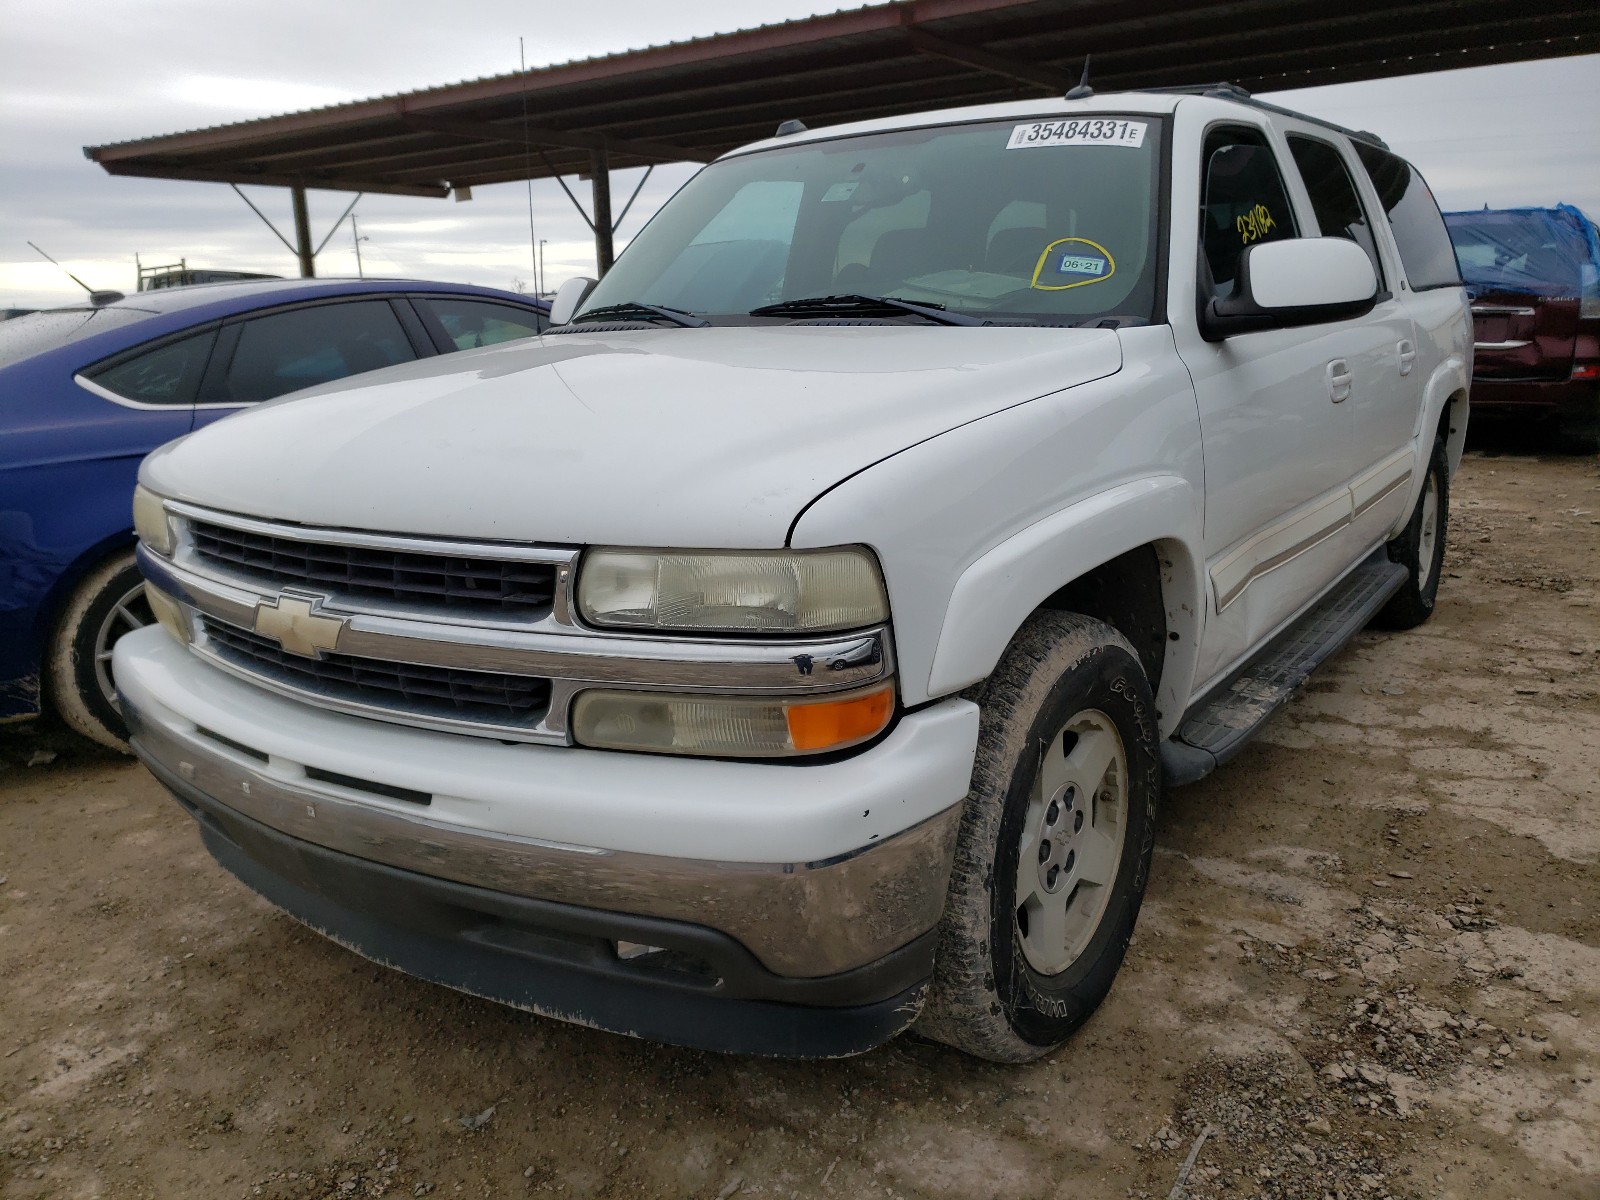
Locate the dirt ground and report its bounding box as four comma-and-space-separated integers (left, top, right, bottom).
2, 447, 1597, 1200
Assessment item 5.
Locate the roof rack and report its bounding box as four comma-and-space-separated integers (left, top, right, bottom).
1140, 82, 1389, 149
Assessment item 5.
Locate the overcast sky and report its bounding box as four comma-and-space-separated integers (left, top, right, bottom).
3, 1, 1596, 309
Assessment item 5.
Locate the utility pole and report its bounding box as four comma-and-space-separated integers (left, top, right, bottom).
538, 239, 547, 295
351, 213, 367, 278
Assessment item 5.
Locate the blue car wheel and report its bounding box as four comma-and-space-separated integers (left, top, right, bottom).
45, 550, 150, 751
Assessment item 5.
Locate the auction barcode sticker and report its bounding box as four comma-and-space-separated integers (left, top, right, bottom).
1006, 119, 1148, 149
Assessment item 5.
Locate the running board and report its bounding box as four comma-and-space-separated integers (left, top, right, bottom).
1161, 555, 1408, 786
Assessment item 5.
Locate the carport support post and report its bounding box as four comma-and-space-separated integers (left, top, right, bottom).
590, 148, 614, 276
291, 184, 316, 278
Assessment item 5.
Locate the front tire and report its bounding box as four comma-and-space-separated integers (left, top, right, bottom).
45, 550, 150, 753
917, 612, 1161, 1062
1372, 436, 1449, 630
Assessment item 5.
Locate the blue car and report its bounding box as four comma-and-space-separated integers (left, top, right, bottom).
1, 278, 550, 749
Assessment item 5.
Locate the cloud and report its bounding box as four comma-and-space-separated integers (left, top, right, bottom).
2, 3, 1596, 308
163, 75, 359, 114
1263, 55, 1600, 215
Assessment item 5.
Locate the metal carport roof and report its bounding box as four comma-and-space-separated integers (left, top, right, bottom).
83, 0, 1600, 274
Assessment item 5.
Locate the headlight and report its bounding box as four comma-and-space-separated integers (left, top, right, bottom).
578, 548, 888, 633
132, 485, 175, 556
572, 683, 895, 757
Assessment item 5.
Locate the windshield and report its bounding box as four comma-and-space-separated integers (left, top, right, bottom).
580, 115, 1164, 325
0, 307, 154, 367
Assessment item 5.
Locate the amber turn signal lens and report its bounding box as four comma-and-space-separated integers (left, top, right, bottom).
573, 683, 896, 757
785, 685, 895, 752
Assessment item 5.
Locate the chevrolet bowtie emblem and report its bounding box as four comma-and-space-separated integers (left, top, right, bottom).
253, 593, 347, 658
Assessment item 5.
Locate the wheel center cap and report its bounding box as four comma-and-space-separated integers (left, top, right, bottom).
1036, 784, 1083, 893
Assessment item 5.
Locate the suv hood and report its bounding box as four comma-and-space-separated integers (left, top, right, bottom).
143, 326, 1121, 547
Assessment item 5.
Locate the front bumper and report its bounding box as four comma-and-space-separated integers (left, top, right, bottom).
117, 628, 979, 1055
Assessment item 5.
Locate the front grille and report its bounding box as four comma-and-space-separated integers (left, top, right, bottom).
189, 519, 557, 615
202, 617, 551, 728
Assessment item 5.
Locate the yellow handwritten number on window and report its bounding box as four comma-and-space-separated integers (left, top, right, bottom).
1236, 204, 1276, 245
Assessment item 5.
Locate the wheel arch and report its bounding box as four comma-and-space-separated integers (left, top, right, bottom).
0, 527, 137, 720
1439, 386, 1468, 476
925, 476, 1204, 737
38, 529, 139, 645
1417, 353, 1469, 478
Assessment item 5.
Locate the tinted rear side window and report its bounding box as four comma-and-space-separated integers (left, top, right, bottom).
1287, 135, 1385, 287
89, 328, 219, 404
0, 308, 154, 367
223, 301, 415, 403
1353, 144, 1460, 290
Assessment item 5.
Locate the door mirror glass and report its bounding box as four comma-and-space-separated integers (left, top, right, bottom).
549, 277, 597, 325
1202, 237, 1377, 340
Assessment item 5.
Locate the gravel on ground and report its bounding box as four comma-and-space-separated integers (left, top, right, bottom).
1, 449, 1596, 1199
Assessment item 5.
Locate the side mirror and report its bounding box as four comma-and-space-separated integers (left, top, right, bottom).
549, 276, 597, 326
1201, 238, 1378, 342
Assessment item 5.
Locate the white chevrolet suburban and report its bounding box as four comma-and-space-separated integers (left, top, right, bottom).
119, 86, 1470, 1062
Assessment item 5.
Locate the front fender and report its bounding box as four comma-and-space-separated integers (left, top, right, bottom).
927, 476, 1203, 736
789, 336, 1207, 731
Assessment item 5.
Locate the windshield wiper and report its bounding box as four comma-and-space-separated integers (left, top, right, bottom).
572, 301, 709, 328
750, 294, 986, 326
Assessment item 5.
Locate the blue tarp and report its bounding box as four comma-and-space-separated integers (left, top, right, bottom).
1444, 204, 1600, 301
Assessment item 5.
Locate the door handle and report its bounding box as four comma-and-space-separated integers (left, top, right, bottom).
1326, 359, 1352, 403
1397, 339, 1416, 376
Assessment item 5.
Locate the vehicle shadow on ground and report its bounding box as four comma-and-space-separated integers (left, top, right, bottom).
0, 716, 125, 772
1466, 418, 1596, 459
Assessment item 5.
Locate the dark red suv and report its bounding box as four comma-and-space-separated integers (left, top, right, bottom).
1445, 205, 1600, 451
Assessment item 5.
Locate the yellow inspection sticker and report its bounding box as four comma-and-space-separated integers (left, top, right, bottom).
1031, 237, 1116, 291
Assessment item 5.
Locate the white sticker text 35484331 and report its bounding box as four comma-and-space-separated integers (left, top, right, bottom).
1006, 119, 1148, 150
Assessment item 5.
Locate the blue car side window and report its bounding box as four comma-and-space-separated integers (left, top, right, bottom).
89, 328, 218, 405
224, 301, 415, 404
417, 297, 547, 349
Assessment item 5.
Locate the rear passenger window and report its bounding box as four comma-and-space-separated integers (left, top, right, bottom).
1199, 126, 1298, 299
223, 301, 415, 404
90, 328, 218, 405
417, 297, 546, 350
1287, 135, 1385, 288
1352, 144, 1461, 291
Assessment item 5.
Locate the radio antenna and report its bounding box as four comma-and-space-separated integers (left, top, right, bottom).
519, 38, 539, 294
27, 241, 93, 294
1066, 55, 1094, 100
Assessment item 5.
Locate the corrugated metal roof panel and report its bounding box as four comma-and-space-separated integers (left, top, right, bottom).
83, 0, 1598, 197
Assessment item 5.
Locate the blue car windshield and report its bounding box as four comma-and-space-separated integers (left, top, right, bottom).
0, 308, 155, 367
580, 115, 1164, 325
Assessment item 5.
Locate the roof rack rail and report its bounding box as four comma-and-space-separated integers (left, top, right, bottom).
1138, 82, 1389, 148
